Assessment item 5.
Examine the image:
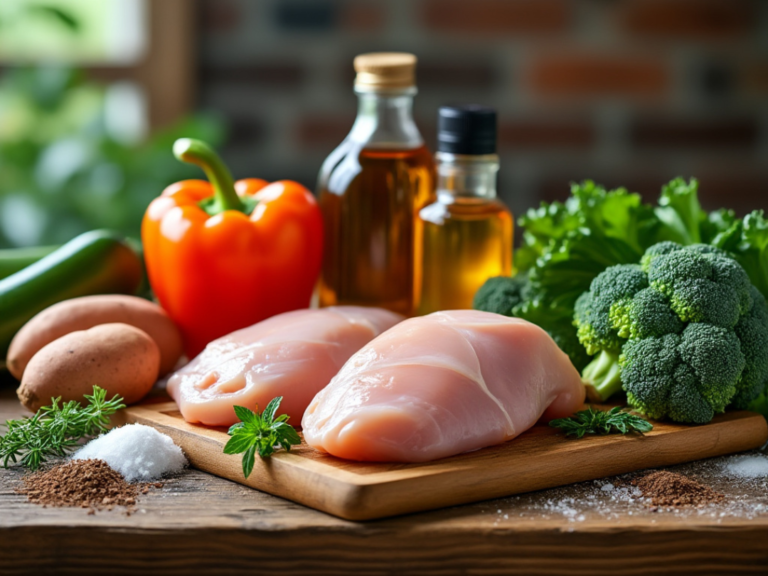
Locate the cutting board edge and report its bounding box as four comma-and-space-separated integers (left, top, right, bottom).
119, 403, 768, 522
319, 411, 768, 520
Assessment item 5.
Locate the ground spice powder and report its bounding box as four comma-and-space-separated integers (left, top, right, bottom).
16, 459, 158, 513
635, 470, 724, 508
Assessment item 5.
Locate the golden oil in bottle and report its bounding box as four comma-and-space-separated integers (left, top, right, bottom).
317, 53, 435, 316
415, 105, 513, 314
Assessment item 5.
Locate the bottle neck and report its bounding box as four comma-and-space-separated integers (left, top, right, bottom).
436, 151, 499, 201
348, 88, 423, 149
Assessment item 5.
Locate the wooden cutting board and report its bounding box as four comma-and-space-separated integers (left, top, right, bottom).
117, 400, 768, 521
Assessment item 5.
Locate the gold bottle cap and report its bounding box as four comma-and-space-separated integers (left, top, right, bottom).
353, 52, 417, 91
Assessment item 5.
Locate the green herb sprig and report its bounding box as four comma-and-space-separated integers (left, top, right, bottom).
549, 406, 653, 438
224, 396, 301, 479
0, 386, 125, 470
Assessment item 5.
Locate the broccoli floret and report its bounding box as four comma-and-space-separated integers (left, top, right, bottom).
731, 287, 768, 409
640, 241, 682, 271
574, 264, 648, 356
622, 287, 684, 339
621, 324, 744, 423
473, 275, 529, 315
574, 241, 768, 421
646, 244, 752, 327
573, 264, 648, 399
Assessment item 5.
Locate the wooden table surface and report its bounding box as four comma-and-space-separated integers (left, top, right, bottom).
2, 383, 768, 575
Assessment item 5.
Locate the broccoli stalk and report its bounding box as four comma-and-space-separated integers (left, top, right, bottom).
581, 350, 622, 402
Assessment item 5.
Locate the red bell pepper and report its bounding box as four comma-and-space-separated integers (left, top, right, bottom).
142, 139, 323, 358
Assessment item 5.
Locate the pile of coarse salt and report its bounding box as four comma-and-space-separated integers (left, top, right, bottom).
74, 424, 187, 482
724, 454, 768, 479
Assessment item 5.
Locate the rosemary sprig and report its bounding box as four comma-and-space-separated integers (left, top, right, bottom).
0, 386, 125, 470
549, 406, 653, 438
223, 396, 301, 479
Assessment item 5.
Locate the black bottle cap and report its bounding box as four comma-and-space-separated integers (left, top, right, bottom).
437, 104, 497, 155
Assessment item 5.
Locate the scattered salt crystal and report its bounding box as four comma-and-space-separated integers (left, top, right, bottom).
724, 455, 768, 479
73, 424, 187, 482
601, 483, 614, 492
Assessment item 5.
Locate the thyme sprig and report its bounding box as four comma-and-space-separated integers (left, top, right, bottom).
550, 406, 653, 438
0, 386, 125, 470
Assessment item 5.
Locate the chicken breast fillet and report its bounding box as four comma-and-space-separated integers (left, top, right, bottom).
302, 310, 585, 462
167, 307, 404, 426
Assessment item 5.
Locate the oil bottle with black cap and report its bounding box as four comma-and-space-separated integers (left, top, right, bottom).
414, 105, 513, 315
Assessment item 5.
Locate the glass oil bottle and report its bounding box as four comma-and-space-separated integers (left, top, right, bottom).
415, 105, 513, 314
316, 53, 435, 316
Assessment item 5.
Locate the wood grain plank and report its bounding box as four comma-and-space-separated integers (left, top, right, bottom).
2, 525, 768, 575
120, 400, 768, 520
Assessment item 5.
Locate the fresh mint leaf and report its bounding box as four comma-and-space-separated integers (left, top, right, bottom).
233, 405, 257, 425
225, 396, 301, 478
223, 431, 255, 455
261, 397, 280, 423
242, 445, 256, 479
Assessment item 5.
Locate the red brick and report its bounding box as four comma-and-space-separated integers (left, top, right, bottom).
341, 2, 385, 31
421, 0, 570, 34
499, 119, 595, 149
200, 0, 241, 33
620, 0, 757, 39
296, 116, 354, 149
529, 54, 668, 97
419, 61, 498, 90
741, 63, 768, 93
631, 116, 759, 150
201, 63, 304, 88
337, 59, 499, 91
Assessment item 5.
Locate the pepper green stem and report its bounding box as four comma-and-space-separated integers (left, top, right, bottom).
581, 350, 623, 403
173, 138, 245, 214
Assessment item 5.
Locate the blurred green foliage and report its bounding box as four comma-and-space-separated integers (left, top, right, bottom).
0, 66, 225, 247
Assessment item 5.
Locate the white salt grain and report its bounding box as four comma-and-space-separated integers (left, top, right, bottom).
724, 455, 768, 479
74, 424, 187, 482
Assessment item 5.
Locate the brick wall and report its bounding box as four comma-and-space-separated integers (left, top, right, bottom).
198, 0, 768, 219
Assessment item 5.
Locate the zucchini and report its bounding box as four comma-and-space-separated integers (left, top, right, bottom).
0, 245, 59, 280
0, 230, 143, 358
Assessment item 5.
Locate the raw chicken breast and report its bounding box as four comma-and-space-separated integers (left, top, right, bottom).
302, 310, 584, 462
167, 307, 403, 427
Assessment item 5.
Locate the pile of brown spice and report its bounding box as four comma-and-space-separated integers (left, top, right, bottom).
634, 470, 725, 508
16, 459, 159, 514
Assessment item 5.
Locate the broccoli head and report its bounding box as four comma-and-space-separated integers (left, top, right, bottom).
574, 241, 768, 423
473, 275, 529, 316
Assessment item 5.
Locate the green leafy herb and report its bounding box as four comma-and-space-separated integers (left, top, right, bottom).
223, 396, 301, 479
0, 386, 125, 470
549, 406, 653, 438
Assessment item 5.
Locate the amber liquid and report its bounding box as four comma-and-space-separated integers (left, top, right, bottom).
415, 198, 513, 314
318, 144, 435, 316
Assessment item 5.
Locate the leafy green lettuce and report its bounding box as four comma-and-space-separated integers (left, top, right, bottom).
479, 177, 767, 372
